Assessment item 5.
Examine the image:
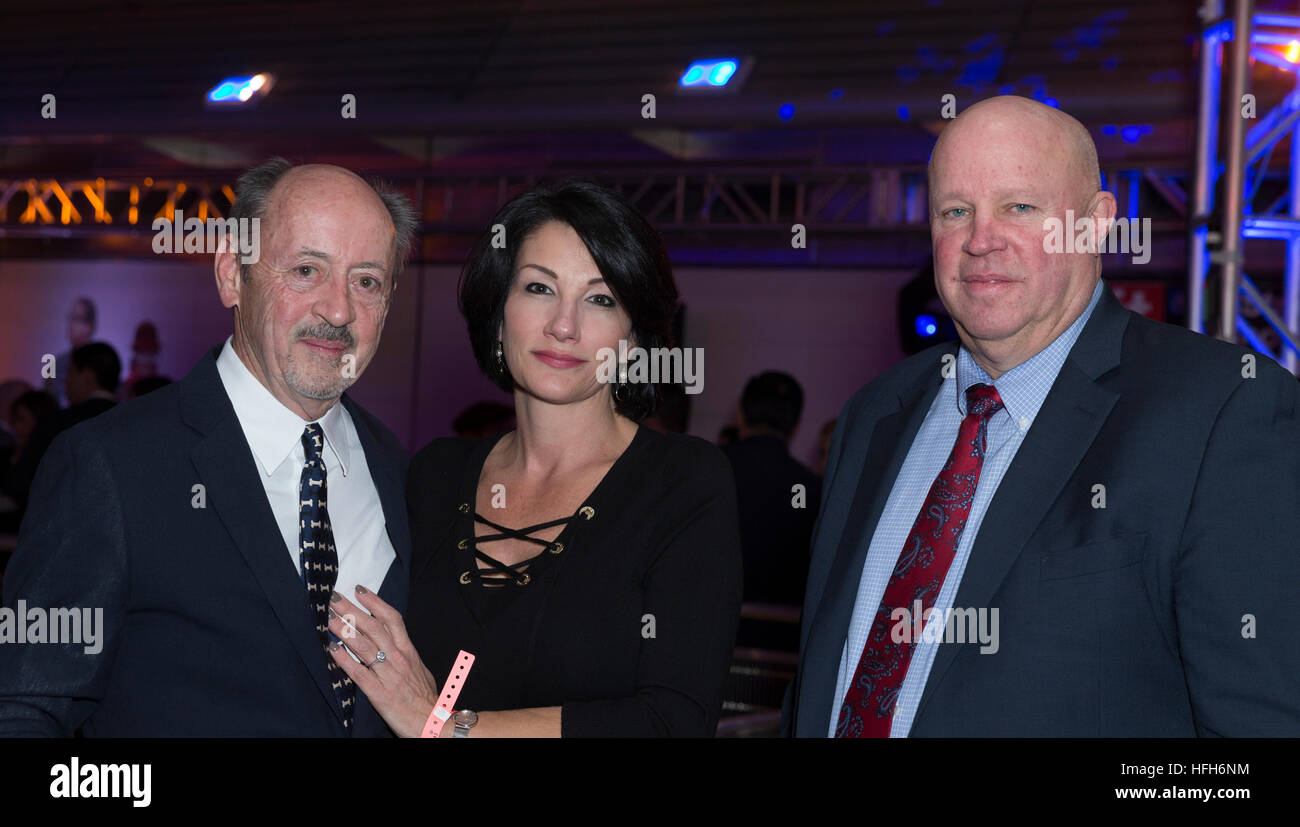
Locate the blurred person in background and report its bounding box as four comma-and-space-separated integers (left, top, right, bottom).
45, 297, 97, 407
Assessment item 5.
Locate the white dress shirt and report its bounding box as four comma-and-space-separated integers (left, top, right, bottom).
214, 336, 396, 607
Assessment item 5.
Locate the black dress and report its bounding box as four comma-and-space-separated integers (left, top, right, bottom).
405, 424, 743, 736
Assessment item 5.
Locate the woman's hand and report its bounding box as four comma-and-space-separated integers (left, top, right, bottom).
327, 585, 440, 738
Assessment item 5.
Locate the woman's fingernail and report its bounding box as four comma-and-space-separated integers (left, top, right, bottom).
330, 591, 342, 602
329, 641, 339, 652
355, 585, 368, 595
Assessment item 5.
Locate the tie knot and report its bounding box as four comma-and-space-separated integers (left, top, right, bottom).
965, 383, 1004, 419
301, 423, 325, 463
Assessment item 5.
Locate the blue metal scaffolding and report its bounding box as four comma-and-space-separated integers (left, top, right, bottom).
1191, 0, 1300, 374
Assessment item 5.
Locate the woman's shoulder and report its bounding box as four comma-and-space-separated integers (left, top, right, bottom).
408, 434, 498, 495
634, 427, 734, 490
410, 436, 478, 475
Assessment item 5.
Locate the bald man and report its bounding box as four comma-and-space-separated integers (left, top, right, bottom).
0, 159, 417, 736
786, 96, 1300, 737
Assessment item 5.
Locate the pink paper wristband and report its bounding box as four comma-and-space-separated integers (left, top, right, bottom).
421, 650, 475, 738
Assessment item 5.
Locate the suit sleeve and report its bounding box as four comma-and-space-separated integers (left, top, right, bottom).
782, 390, 860, 737
0, 428, 129, 736
559, 446, 743, 737
1175, 367, 1300, 736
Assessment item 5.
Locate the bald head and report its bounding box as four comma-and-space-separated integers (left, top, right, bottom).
930, 96, 1100, 206
926, 95, 1116, 379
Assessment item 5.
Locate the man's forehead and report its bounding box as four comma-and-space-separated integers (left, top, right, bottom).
262, 176, 393, 252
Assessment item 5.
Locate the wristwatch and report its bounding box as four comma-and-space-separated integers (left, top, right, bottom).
451, 709, 478, 738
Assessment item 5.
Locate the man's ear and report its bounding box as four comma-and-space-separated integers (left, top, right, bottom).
1088, 189, 1118, 251
215, 245, 242, 310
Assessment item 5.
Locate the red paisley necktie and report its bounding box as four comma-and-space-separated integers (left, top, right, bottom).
836, 382, 1004, 738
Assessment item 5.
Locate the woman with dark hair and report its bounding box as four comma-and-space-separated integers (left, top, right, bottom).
327, 179, 742, 737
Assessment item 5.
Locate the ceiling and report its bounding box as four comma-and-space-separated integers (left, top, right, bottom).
1, 0, 1207, 175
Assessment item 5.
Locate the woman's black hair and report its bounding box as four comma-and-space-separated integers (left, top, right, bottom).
458, 179, 679, 422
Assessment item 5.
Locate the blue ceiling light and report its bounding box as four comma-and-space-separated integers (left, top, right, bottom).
207, 74, 272, 104
778, 103, 795, 121
680, 59, 739, 88
915, 314, 939, 337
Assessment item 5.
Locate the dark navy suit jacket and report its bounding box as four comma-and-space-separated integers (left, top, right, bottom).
785, 283, 1300, 736
0, 345, 411, 736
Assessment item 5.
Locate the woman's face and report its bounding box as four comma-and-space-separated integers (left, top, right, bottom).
500, 221, 634, 408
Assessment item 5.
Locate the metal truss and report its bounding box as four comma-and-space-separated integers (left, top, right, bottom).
1191, 0, 1300, 374
1, 163, 1190, 268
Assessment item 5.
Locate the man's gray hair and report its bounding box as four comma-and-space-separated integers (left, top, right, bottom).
229, 157, 418, 289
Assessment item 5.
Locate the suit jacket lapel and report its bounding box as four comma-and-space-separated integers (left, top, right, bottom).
339, 396, 410, 737
797, 346, 953, 735
911, 284, 1130, 728
180, 346, 346, 727
341, 396, 411, 614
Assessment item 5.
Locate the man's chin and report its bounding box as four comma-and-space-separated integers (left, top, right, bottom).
285, 368, 355, 401
952, 314, 1026, 347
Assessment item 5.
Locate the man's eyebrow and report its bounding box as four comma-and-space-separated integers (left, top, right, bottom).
518, 263, 604, 284
297, 248, 388, 272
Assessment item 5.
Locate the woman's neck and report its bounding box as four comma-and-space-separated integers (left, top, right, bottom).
503, 392, 638, 478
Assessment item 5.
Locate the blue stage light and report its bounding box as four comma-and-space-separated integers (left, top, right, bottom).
680, 59, 739, 87
915, 314, 938, 337
207, 74, 270, 104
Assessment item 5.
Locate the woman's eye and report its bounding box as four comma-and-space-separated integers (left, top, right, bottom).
524, 282, 551, 294
588, 294, 616, 308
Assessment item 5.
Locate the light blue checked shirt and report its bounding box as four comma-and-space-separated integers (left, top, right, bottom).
828, 279, 1105, 736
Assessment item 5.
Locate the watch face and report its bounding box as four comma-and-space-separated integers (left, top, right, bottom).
452, 710, 478, 727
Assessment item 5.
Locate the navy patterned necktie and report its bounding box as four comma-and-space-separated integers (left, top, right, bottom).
299, 423, 355, 730
836, 383, 1004, 737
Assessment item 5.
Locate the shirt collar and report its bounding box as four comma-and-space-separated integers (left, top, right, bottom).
214, 336, 351, 477
954, 279, 1105, 427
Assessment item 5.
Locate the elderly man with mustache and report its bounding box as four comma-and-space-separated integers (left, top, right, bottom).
0, 158, 416, 736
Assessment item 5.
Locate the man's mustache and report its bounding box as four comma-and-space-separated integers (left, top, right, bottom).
295, 325, 355, 349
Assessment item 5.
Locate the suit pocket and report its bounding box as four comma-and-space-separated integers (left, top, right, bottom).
1037, 532, 1148, 581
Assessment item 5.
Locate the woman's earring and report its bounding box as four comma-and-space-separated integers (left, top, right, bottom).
613, 360, 630, 403
495, 341, 506, 375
